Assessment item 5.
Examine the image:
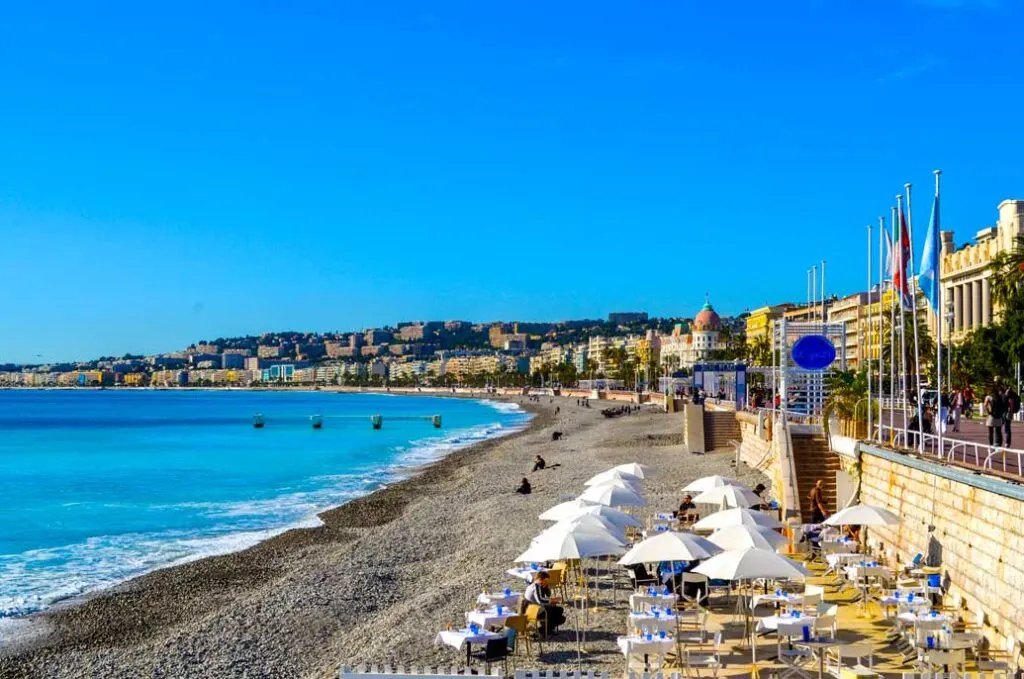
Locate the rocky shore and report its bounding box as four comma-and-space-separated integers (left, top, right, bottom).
0, 396, 767, 679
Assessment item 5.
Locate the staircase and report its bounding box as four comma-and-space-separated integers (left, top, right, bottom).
791, 433, 841, 520
703, 411, 741, 451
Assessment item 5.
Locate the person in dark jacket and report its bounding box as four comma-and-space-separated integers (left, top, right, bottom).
516, 477, 532, 494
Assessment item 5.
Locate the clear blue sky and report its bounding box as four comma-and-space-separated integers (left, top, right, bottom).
2, 0, 1022, 363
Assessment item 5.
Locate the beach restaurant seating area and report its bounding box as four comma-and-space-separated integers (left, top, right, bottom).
428, 464, 1020, 678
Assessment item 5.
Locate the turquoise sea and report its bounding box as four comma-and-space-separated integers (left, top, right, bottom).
0, 390, 530, 618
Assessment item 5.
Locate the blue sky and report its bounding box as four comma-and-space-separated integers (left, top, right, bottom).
1, 0, 1022, 363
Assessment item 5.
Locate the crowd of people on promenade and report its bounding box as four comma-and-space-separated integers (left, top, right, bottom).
905, 381, 1020, 448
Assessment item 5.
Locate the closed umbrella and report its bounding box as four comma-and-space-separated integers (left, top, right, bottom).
584, 469, 643, 487
617, 531, 720, 565
578, 482, 646, 508
612, 462, 654, 479
708, 525, 787, 551
692, 507, 782, 531
539, 502, 643, 530
681, 475, 744, 493
693, 485, 762, 509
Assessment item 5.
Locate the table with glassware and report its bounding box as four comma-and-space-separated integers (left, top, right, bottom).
435, 627, 505, 665
793, 637, 843, 679
629, 590, 678, 613
477, 590, 520, 607
617, 633, 674, 671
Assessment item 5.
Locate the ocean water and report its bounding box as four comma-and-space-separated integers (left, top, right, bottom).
0, 390, 530, 618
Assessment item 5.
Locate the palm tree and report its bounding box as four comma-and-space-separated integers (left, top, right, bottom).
988, 234, 1024, 307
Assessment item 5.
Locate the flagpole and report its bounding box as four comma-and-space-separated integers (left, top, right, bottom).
934, 170, 943, 459
890, 208, 897, 443
906, 183, 925, 452
896, 196, 909, 447
867, 225, 873, 441
878, 216, 886, 442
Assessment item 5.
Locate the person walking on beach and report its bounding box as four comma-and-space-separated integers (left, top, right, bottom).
808, 480, 828, 524
524, 571, 565, 635
1003, 385, 1019, 447
984, 384, 1005, 447
515, 477, 532, 494
532, 455, 546, 472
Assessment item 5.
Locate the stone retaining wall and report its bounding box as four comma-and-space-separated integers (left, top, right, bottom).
858, 444, 1024, 652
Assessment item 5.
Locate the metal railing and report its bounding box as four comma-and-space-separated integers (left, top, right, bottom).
874, 423, 1024, 479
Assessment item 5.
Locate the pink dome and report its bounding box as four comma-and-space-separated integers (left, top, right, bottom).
692, 300, 721, 331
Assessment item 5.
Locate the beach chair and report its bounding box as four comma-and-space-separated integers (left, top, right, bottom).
776, 621, 814, 679
826, 643, 880, 679
681, 573, 709, 608
472, 636, 510, 675
504, 615, 535, 658
523, 604, 547, 650
683, 631, 722, 679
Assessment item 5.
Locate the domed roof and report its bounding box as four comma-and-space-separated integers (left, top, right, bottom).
692, 297, 722, 332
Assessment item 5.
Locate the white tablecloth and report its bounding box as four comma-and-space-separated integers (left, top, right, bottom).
898, 611, 953, 626
880, 595, 930, 611
617, 635, 674, 659
825, 552, 867, 569
466, 608, 513, 629
756, 613, 817, 633
506, 566, 542, 582
435, 629, 504, 651
630, 592, 678, 612
477, 591, 520, 607
752, 592, 804, 609
844, 565, 892, 580
628, 612, 679, 634
654, 512, 676, 521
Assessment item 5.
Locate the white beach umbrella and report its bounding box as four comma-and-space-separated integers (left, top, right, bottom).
584, 468, 643, 487
583, 476, 643, 493
692, 507, 783, 531
537, 515, 627, 543
681, 475, 745, 493
824, 503, 900, 526
539, 502, 643, 530
693, 547, 807, 581
612, 463, 654, 479
617, 531, 721, 565
515, 524, 626, 562
708, 525, 788, 551
578, 482, 647, 508
692, 485, 762, 509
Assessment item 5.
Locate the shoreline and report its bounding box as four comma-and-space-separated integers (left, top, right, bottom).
2, 396, 764, 679
0, 395, 552, 671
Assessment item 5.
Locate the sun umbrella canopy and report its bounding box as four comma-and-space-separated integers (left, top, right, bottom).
824, 503, 900, 526
692, 485, 762, 509
708, 525, 788, 551
578, 482, 647, 508
539, 502, 643, 529
617, 531, 721, 565
536, 514, 627, 543
515, 524, 626, 562
612, 463, 654, 479
582, 477, 643, 492
584, 469, 643, 487
681, 475, 744, 493
693, 548, 807, 581
692, 507, 783, 531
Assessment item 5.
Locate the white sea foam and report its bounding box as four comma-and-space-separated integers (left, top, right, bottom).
0, 405, 530, 621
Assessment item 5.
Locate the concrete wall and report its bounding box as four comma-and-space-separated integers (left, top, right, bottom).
858, 443, 1024, 653
736, 411, 772, 470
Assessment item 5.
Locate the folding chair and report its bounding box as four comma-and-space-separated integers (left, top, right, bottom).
827, 643, 881, 679
683, 631, 723, 678
776, 621, 814, 679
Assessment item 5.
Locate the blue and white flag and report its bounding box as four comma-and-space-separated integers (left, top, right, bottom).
883, 228, 893, 282
918, 192, 941, 313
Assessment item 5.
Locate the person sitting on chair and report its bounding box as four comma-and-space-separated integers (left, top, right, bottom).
674, 494, 697, 522
524, 571, 565, 635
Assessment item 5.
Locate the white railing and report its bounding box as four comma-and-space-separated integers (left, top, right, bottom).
874, 424, 1024, 479
340, 669, 680, 679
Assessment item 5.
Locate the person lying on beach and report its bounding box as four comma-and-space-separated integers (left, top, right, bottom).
524, 571, 565, 634
515, 477, 532, 494
532, 455, 546, 471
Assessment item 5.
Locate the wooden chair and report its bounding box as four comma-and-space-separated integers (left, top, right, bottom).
504, 615, 534, 658
523, 604, 547, 651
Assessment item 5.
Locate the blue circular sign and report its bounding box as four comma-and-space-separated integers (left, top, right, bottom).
791, 335, 836, 370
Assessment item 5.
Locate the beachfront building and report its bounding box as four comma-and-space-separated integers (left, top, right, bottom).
658, 300, 725, 372
827, 292, 869, 369
942, 199, 1024, 341
745, 304, 792, 345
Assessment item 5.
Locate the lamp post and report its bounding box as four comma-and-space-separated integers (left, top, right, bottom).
945, 293, 954, 390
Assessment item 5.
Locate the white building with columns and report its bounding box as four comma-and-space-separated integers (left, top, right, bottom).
941, 199, 1024, 341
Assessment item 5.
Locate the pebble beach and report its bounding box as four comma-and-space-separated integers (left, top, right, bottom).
1, 395, 768, 679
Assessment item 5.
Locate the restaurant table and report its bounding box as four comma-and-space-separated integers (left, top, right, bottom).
628, 611, 680, 635
825, 552, 868, 570
897, 611, 953, 626
466, 607, 514, 630
879, 594, 930, 618
506, 565, 543, 582
793, 638, 843, 679
756, 613, 817, 633
752, 592, 804, 611
477, 591, 520, 607
629, 591, 678, 613
435, 628, 505, 665
844, 564, 892, 611
617, 634, 674, 671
